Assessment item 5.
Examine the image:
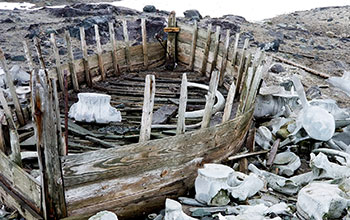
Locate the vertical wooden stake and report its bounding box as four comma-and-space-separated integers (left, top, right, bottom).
50, 33, 64, 91
64, 70, 69, 154
245, 65, 264, 111
201, 70, 220, 128
80, 27, 92, 87
64, 30, 79, 91
188, 21, 198, 71
241, 53, 252, 94
234, 38, 249, 98
139, 74, 155, 142
176, 73, 187, 135
141, 18, 149, 69
0, 49, 25, 126
32, 70, 67, 219
109, 22, 119, 76
0, 118, 5, 154
34, 37, 46, 70
209, 26, 221, 74
237, 66, 254, 116
0, 90, 22, 166
219, 29, 231, 85
94, 24, 106, 81
222, 81, 236, 123
123, 20, 131, 71
23, 40, 35, 72
231, 33, 240, 67
201, 24, 212, 75
166, 11, 177, 66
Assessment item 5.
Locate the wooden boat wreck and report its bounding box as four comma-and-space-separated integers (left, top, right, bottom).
0, 12, 269, 220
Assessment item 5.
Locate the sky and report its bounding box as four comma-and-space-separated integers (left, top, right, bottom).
0, 0, 349, 21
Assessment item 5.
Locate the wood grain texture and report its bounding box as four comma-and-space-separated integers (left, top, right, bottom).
222, 81, 236, 123
141, 18, 149, 69
50, 33, 64, 91
209, 26, 221, 74
219, 30, 231, 85
176, 73, 187, 134
80, 27, 92, 87
201, 70, 219, 128
94, 25, 106, 81
64, 30, 79, 91
189, 21, 198, 70
200, 24, 212, 75
122, 20, 131, 71
109, 22, 119, 76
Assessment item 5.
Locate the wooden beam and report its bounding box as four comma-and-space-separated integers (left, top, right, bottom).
94, 25, 106, 81
245, 65, 264, 111
141, 18, 149, 69
123, 20, 131, 71
200, 24, 212, 75
219, 29, 231, 85
188, 21, 198, 71
209, 26, 221, 74
176, 73, 187, 135
234, 38, 249, 98
231, 33, 240, 67
222, 81, 236, 123
0, 120, 5, 153
32, 70, 67, 219
80, 27, 92, 87
0, 49, 25, 126
201, 70, 220, 128
164, 27, 180, 33
166, 11, 177, 66
237, 66, 253, 116
50, 33, 64, 91
139, 74, 156, 142
64, 30, 79, 91
23, 40, 35, 72
109, 22, 119, 76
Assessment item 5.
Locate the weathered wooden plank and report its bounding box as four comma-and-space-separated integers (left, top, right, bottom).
222, 81, 236, 123
164, 27, 180, 32
139, 75, 156, 142
237, 66, 254, 117
122, 20, 131, 71
200, 24, 212, 75
152, 105, 178, 125
234, 38, 249, 97
176, 73, 187, 134
23, 40, 35, 72
245, 65, 263, 111
141, 18, 149, 69
201, 70, 219, 128
188, 21, 198, 70
80, 27, 92, 87
0, 49, 25, 126
219, 30, 231, 85
65, 30, 79, 91
50, 33, 64, 91
0, 122, 5, 153
109, 22, 119, 76
231, 33, 240, 66
166, 11, 177, 66
209, 26, 221, 74
94, 25, 106, 81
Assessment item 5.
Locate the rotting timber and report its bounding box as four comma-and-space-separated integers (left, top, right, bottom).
0, 12, 268, 220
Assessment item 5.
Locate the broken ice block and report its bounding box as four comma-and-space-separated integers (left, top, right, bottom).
69, 93, 121, 124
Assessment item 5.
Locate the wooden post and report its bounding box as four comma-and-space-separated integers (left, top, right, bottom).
234, 38, 249, 98
139, 74, 155, 142
219, 29, 231, 85
0, 49, 25, 126
0, 118, 5, 154
0, 90, 21, 166
231, 33, 240, 67
201, 70, 220, 128
34, 37, 46, 70
166, 11, 177, 66
50, 33, 64, 91
23, 40, 35, 72
222, 81, 236, 123
122, 20, 131, 71
188, 21, 198, 71
64, 30, 79, 91
109, 22, 119, 76
80, 27, 92, 87
245, 65, 263, 111
32, 70, 67, 219
176, 73, 187, 135
209, 26, 221, 74
237, 66, 254, 116
141, 18, 149, 69
94, 24, 106, 81
201, 24, 212, 75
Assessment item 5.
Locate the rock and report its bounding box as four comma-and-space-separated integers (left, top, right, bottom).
143, 5, 157, 13
10, 55, 26, 62
88, 210, 118, 220
0, 18, 14, 23
305, 86, 321, 100
69, 93, 122, 124
327, 71, 350, 97
259, 39, 281, 52
269, 63, 285, 73
326, 31, 335, 38
183, 10, 202, 21
297, 182, 350, 220
314, 45, 326, 50
164, 199, 196, 220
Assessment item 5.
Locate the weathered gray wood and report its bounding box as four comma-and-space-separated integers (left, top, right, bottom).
32, 70, 67, 219
219, 29, 230, 85
222, 81, 236, 123
209, 26, 221, 74
139, 74, 156, 142
231, 33, 240, 67
23, 40, 35, 72
141, 18, 149, 69
200, 24, 212, 75
188, 21, 198, 70
109, 22, 119, 76
0, 90, 21, 166
64, 30, 79, 91
52, 78, 66, 156
166, 11, 177, 66
176, 73, 187, 134
201, 70, 220, 128
94, 25, 106, 81
50, 33, 64, 91
0, 121, 5, 153
152, 105, 178, 125
245, 65, 264, 111
0, 49, 25, 126
34, 37, 46, 70
80, 27, 92, 87
122, 20, 131, 71
237, 66, 254, 116
234, 38, 249, 97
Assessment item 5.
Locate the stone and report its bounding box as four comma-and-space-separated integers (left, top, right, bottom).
143, 5, 157, 13
88, 211, 118, 220
269, 64, 285, 73
10, 55, 26, 62
259, 39, 281, 52
164, 199, 197, 220
326, 31, 335, 38
183, 10, 202, 21
305, 86, 321, 100
69, 93, 122, 124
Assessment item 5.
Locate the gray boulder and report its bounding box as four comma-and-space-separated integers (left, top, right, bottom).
183, 10, 202, 21
143, 5, 157, 13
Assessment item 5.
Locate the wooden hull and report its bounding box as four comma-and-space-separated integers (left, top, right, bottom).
62, 107, 254, 219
